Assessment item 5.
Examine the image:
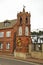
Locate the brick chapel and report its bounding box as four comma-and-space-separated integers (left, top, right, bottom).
0, 7, 31, 56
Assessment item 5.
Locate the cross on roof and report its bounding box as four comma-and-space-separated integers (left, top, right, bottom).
23, 5, 26, 12
23, 5, 26, 9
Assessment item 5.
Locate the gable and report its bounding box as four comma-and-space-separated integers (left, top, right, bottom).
0, 19, 17, 29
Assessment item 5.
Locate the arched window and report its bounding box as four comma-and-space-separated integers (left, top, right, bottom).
25, 26, 29, 36
19, 26, 22, 36
26, 17, 28, 24
6, 42, 10, 49
20, 17, 22, 24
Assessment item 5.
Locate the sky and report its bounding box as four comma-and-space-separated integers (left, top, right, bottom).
0, 0, 43, 31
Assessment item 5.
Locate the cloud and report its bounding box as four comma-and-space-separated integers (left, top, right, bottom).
0, 0, 43, 31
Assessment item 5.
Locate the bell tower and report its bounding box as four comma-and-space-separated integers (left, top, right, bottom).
15, 7, 31, 58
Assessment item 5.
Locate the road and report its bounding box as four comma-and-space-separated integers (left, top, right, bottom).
0, 58, 42, 65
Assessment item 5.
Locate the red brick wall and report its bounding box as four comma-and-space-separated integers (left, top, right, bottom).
0, 10, 31, 54
0, 28, 16, 54
15, 11, 31, 53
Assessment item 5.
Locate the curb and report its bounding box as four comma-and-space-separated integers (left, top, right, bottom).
14, 57, 43, 64
0, 55, 43, 64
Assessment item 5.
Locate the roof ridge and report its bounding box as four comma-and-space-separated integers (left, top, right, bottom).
0, 19, 17, 23
0, 19, 17, 29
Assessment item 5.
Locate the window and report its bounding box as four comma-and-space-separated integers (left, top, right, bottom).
19, 26, 22, 36
6, 42, 10, 49
0, 32, 4, 37
4, 20, 10, 27
26, 17, 28, 24
5, 23, 7, 27
25, 26, 29, 36
20, 17, 22, 24
6, 31, 11, 37
0, 43, 3, 49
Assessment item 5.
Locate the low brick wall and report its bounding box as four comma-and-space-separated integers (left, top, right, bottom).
14, 50, 28, 59
31, 51, 43, 59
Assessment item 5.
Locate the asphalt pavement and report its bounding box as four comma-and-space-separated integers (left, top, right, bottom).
0, 58, 42, 65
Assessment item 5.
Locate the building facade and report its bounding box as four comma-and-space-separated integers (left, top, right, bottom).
0, 8, 31, 55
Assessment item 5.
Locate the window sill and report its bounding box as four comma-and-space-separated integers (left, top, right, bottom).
6, 37, 11, 38
6, 49, 10, 51
0, 37, 4, 38
0, 49, 3, 51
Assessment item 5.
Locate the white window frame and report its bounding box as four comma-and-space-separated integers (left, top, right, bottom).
0, 43, 3, 49
6, 31, 11, 37
5, 22, 10, 27
25, 26, 29, 36
0, 32, 4, 37
19, 26, 22, 36
6, 42, 10, 50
